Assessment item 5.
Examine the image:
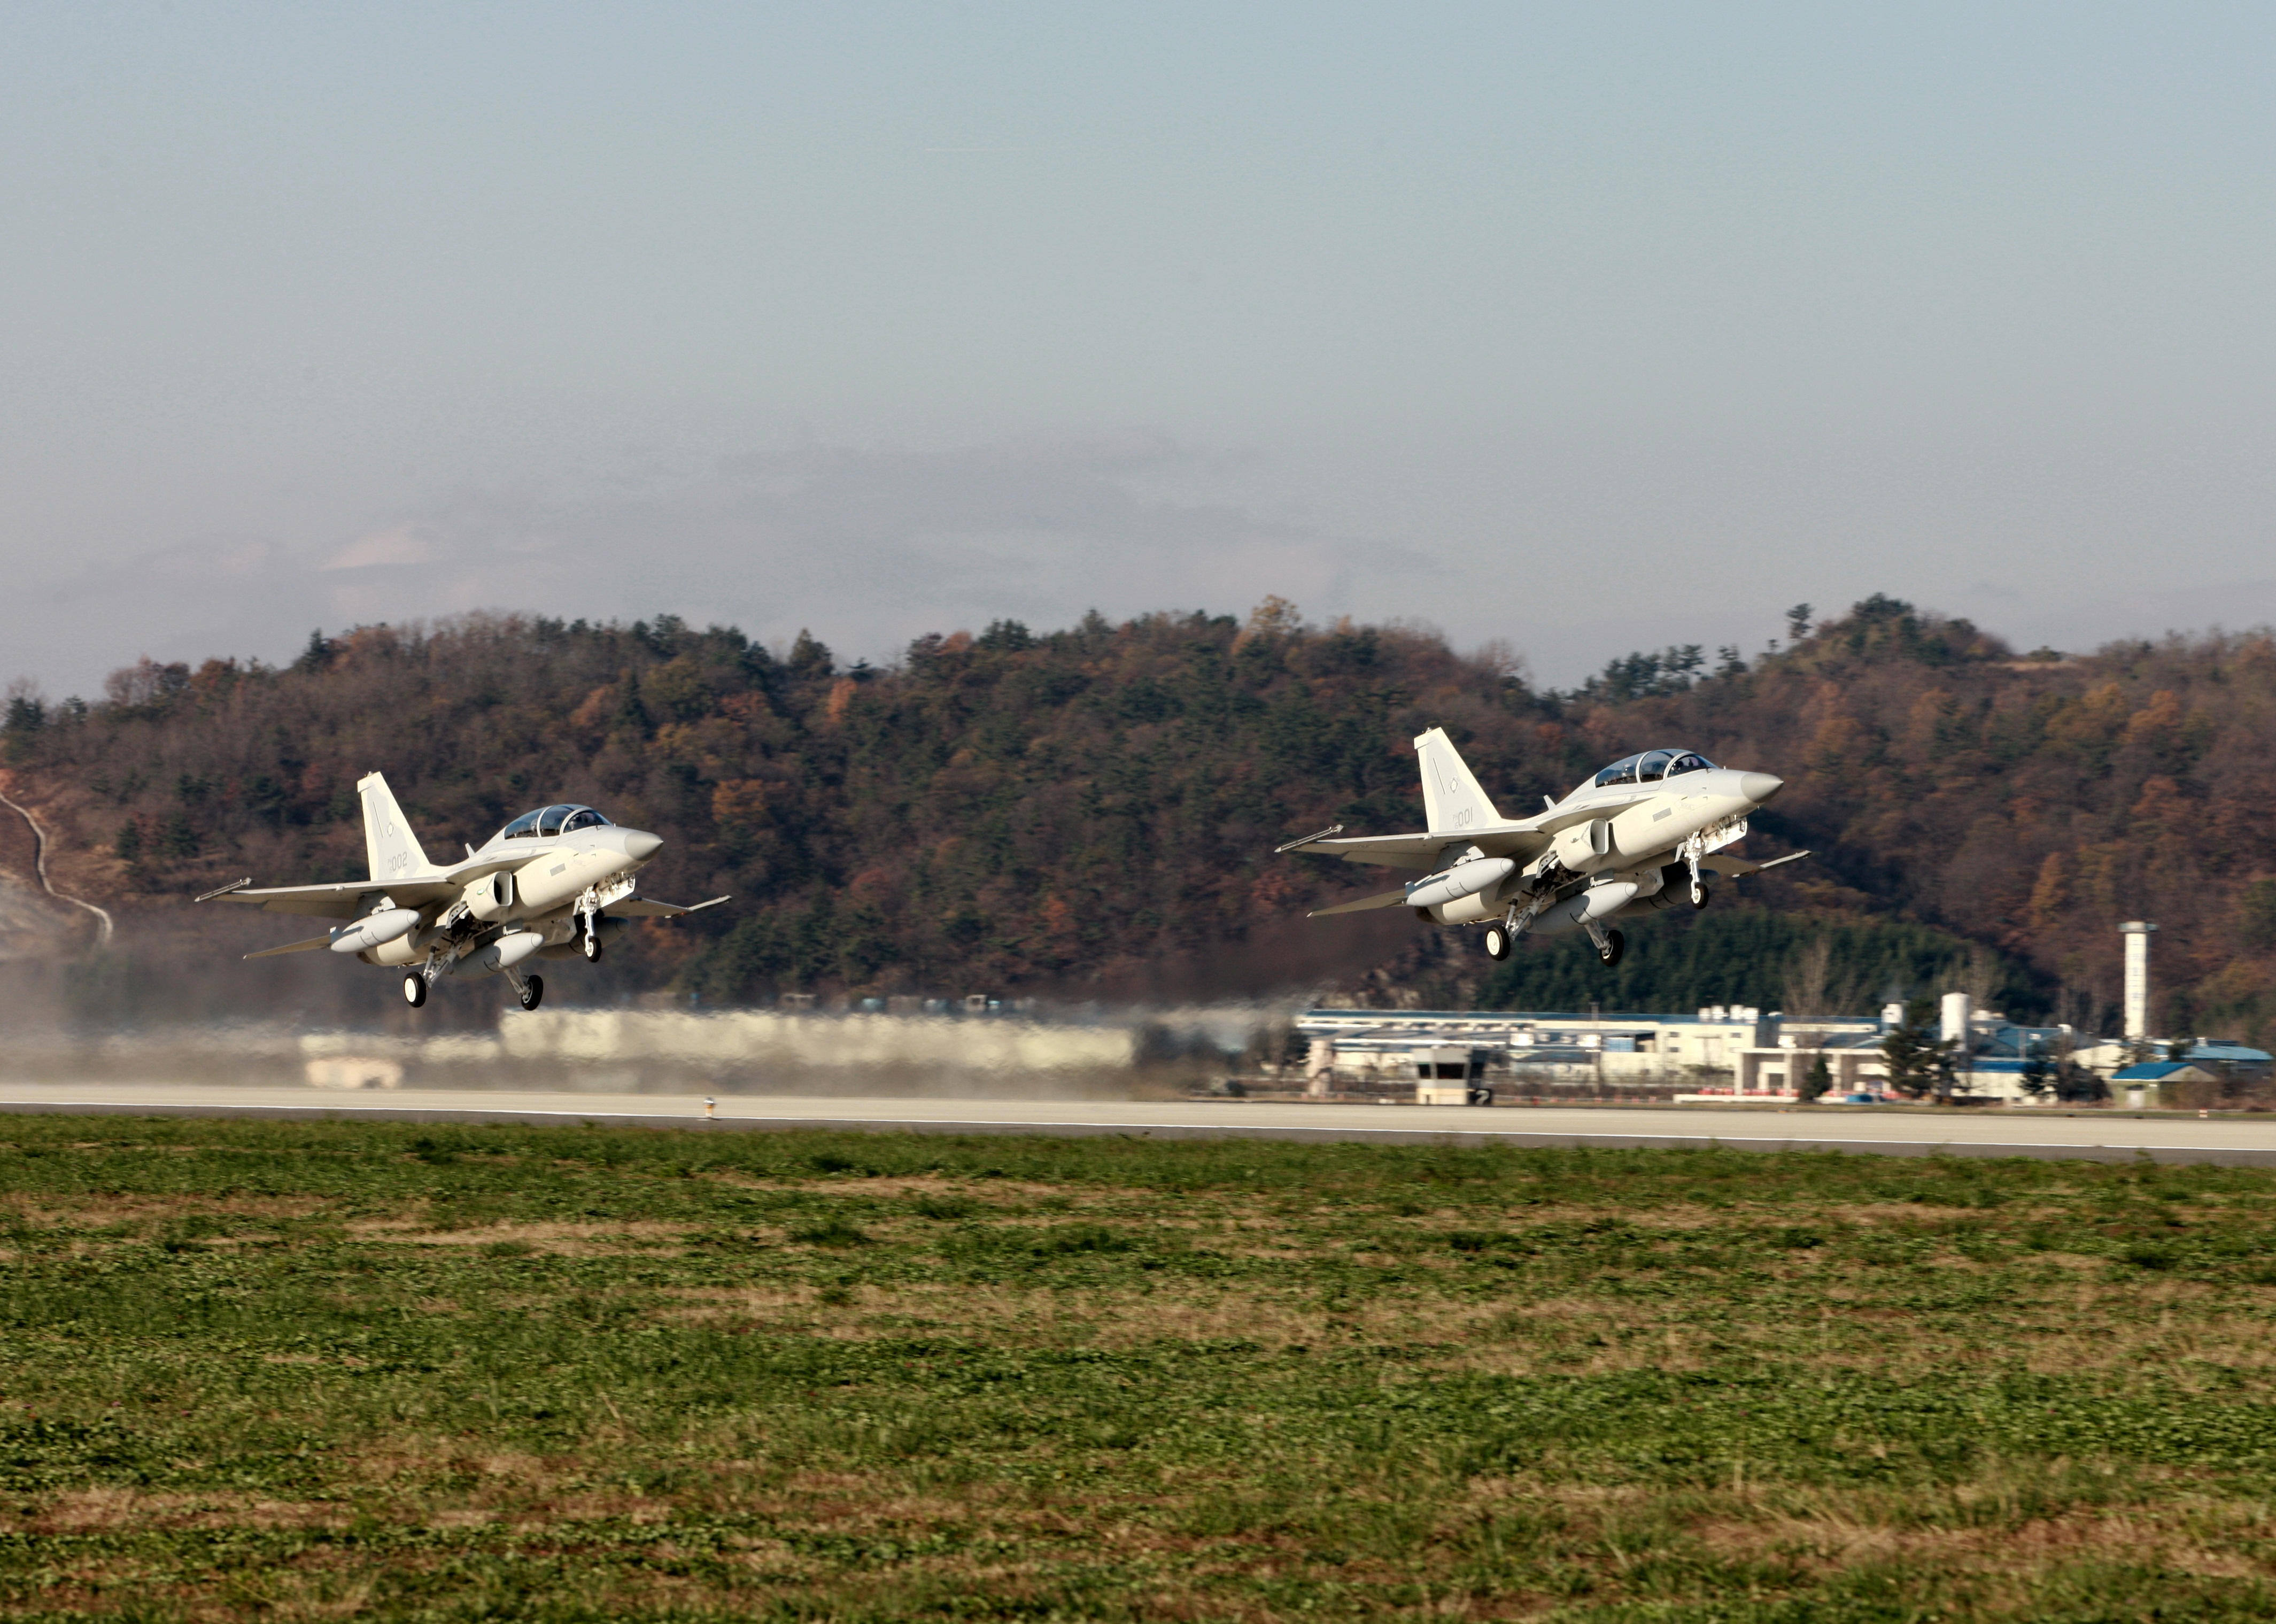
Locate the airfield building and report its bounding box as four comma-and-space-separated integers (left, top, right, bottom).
1294, 1004, 2258, 1103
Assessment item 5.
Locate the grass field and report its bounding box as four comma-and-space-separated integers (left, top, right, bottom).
3, 1122, 2276, 1620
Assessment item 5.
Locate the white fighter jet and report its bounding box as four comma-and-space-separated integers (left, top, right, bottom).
198, 773, 726, 1009
1278, 730, 1804, 966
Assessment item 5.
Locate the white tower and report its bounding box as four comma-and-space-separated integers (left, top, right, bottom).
2120, 922, 2157, 1042
1940, 991, 1973, 1046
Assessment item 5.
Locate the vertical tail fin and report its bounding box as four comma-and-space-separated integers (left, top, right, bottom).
357, 771, 432, 881
1413, 728, 1502, 832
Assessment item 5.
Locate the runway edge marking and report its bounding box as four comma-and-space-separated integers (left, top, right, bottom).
0, 1099, 2269, 1166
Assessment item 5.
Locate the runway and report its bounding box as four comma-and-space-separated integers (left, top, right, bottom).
1, 1082, 2275, 1165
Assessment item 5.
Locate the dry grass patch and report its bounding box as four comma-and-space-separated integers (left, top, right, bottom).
360, 1218, 688, 1253
2, 1192, 332, 1227
1694, 1505, 2275, 1582
7, 1488, 351, 1534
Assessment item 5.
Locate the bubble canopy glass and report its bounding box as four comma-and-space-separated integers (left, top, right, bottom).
1586, 750, 1714, 791
498, 804, 613, 840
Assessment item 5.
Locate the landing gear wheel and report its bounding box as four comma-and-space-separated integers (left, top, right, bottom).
1690, 880, 1710, 909
401, 973, 427, 1009
1597, 930, 1625, 968
518, 975, 545, 1013
1483, 926, 1511, 962
580, 930, 603, 963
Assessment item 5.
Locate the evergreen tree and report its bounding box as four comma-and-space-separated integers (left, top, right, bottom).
2019, 1039, 2055, 1100
292, 630, 333, 674
1880, 999, 1958, 1100
788, 629, 834, 680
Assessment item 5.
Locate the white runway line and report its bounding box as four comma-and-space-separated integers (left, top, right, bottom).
0, 1084, 2274, 1165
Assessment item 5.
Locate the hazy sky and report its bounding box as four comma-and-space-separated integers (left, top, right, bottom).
4, 3, 2273, 697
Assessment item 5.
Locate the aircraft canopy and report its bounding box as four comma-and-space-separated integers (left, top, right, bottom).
498, 803, 613, 841
1585, 749, 1714, 792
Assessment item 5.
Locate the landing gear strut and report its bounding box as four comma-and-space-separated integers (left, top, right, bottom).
578, 908, 604, 962
401, 973, 427, 1008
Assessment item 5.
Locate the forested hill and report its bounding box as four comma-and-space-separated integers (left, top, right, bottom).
4, 596, 2274, 1042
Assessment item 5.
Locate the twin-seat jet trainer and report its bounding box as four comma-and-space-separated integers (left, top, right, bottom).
199, 773, 726, 1010
1280, 730, 1803, 966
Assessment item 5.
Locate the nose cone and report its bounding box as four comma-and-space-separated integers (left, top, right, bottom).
622, 829, 663, 862
1739, 772, 1784, 805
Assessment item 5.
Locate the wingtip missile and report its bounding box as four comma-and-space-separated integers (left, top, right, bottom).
1273, 823, 1345, 855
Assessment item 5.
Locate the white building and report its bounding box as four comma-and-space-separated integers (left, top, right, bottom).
1298, 1006, 1786, 1094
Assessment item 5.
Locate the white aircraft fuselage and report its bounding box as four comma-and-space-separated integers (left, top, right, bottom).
1283, 731, 1801, 966
203, 773, 725, 1009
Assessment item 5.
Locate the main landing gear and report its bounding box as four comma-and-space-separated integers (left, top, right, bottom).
1596, 929, 1625, 967
1483, 925, 1512, 962
401, 973, 427, 1008
520, 976, 545, 1012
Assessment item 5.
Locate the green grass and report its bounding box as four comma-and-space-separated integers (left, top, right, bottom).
2, 1120, 2276, 1618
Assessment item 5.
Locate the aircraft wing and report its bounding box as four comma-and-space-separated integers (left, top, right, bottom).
204, 854, 549, 918
606, 894, 731, 918
1308, 887, 1412, 917
440, 852, 554, 885
205, 880, 399, 919
1303, 825, 1547, 869
1700, 850, 1811, 878
244, 933, 336, 959
1302, 833, 1443, 870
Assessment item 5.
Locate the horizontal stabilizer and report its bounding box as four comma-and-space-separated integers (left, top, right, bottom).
244, 934, 334, 959
607, 894, 731, 918
1308, 887, 1412, 917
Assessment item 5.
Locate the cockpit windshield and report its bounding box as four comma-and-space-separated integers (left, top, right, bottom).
498, 803, 611, 841
1585, 749, 1715, 791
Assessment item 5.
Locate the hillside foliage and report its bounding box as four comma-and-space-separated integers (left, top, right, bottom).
4, 594, 2274, 1040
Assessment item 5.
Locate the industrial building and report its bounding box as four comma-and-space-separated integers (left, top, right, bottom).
1295, 995, 2270, 1105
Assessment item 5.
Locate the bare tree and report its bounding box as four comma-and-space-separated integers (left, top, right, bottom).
1783, 937, 1836, 1018
1962, 946, 2000, 1010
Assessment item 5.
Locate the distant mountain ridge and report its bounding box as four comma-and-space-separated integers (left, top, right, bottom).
3, 596, 2270, 1043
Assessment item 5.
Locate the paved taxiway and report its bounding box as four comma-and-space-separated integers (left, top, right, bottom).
1, 1082, 2274, 1165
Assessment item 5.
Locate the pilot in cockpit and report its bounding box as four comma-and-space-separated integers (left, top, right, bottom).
1586, 749, 1715, 791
